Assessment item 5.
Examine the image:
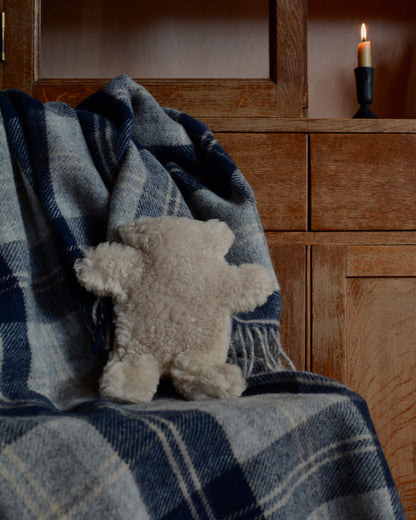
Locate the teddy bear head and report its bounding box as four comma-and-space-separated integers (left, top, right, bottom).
118, 216, 235, 258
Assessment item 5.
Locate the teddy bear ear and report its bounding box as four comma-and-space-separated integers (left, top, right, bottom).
118, 220, 140, 247
118, 218, 162, 250
118, 219, 150, 247
203, 220, 235, 255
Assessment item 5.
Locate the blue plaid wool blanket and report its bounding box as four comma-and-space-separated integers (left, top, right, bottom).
0, 76, 405, 519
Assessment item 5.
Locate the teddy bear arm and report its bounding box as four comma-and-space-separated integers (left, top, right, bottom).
225, 263, 275, 314
75, 243, 142, 298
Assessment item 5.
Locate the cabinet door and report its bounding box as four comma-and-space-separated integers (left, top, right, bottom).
2, 0, 307, 116
312, 245, 416, 517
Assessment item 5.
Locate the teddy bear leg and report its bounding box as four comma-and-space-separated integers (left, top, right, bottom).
171, 360, 246, 400
99, 353, 160, 403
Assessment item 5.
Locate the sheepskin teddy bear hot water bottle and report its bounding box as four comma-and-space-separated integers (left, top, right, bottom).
75, 217, 274, 403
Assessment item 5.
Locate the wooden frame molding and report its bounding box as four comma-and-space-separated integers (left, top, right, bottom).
2, 0, 307, 116
311, 246, 347, 382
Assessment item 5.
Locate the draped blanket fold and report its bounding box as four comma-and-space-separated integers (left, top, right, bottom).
0, 76, 405, 519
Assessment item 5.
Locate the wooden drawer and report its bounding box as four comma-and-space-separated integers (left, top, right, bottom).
217, 133, 308, 231
310, 134, 416, 230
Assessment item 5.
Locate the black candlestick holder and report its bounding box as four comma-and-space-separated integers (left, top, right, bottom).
353, 66, 377, 118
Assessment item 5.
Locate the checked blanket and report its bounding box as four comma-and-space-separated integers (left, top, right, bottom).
0, 76, 405, 519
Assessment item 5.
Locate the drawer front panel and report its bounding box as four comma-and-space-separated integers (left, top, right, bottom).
310, 134, 416, 230
217, 133, 308, 231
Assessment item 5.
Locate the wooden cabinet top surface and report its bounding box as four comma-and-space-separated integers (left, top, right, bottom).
204, 117, 416, 133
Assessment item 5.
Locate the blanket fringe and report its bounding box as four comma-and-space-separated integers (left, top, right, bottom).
229, 324, 296, 378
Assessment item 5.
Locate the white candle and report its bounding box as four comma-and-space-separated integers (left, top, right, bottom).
358, 23, 371, 67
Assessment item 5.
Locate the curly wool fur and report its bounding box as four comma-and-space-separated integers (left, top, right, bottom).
74, 217, 274, 403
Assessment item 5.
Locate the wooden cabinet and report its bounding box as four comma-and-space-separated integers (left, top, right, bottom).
213, 119, 416, 518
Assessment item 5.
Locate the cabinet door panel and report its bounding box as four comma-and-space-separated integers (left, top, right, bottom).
346, 276, 416, 515
312, 245, 416, 517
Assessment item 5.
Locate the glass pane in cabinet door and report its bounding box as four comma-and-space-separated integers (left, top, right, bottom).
40, 0, 269, 79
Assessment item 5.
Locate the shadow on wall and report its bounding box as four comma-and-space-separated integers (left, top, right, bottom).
374, 44, 415, 118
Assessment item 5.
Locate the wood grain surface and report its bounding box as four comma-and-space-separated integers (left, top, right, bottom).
217, 132, 308, 231
267, 241, 308, 370
204, 118, 416, 134
347, 245, 416, 277
310, 245, 416, 516
311, 246, 347, 381
346, 275, 416, 517
310, 133, 416, 230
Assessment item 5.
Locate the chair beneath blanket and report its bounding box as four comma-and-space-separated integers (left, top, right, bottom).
0, 76, 405, 520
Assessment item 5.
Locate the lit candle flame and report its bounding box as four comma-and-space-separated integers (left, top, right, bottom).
361, 23, 367, 42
